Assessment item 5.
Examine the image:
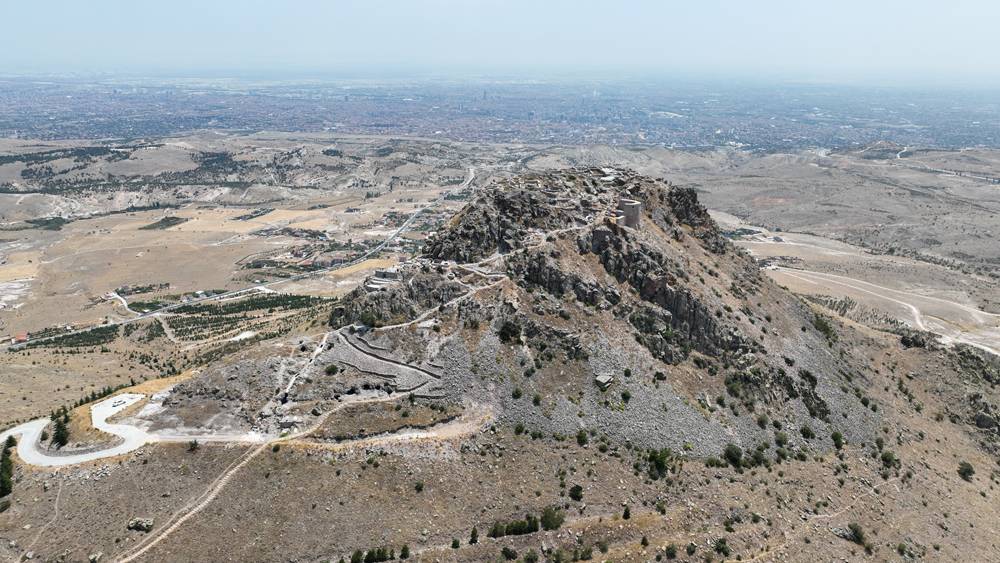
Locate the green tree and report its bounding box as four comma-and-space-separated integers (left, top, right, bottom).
52, 418, 70, 448
399, 545, 410, 559
569, 484, 584, 501
0, 448, 13, 497
469, 526, 478, 544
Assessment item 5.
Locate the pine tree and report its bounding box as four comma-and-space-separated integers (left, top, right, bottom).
0, 448, 13, 497
470, 526, 479, 545
53, 418, 70, 448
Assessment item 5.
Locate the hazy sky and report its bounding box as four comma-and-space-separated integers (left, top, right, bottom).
3, 0, 999, 84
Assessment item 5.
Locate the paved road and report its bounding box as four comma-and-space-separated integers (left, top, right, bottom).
2, 394, 147, 467
0, 393, 269, 468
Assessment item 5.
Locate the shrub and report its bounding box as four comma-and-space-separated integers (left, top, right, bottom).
705, 456, 725, 468
622, 505, 631, 520
414, 481, 424, 492
498, 320, 522, 343
569, 484, 584, 501
399, 545, 410, 559
325, 364, 340, 375
647, 448, 673, 479
686, 543, 697, 556
723, 444, 743, 467
756, 414, 768, 428
541, 506, 565, 530
774, 431, 789, 447
451, 538, 459, 549
958, 461, 975, 481
812, 313, 837, 342
665, 544, 678, 559
880, 450, 898, 469
470, 526, 478, 544
501, 547, 518, 560
576, 429, 588, 446
831, 431, 844, 450
621, 390, 631, 403
847, 523, 865, 545
800, 425, 815, 440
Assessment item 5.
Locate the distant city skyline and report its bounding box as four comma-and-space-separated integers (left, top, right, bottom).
3, 0, 1000, 87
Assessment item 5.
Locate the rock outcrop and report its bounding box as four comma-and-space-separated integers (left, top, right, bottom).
328, 167, 882, 454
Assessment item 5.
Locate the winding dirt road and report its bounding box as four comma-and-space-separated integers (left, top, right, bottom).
773, 266, 1000, 356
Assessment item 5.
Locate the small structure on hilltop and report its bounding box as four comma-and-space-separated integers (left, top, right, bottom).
613, 196, 642, 229
365, 265, 406, 292
374, 267, 402, 280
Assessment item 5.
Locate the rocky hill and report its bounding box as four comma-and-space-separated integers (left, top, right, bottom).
332, 168, 882, 456
5, 168, 998, 563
